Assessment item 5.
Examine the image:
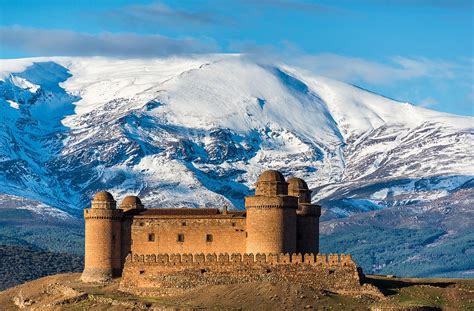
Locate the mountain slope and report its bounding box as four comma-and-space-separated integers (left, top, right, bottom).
0, 56, 471, 214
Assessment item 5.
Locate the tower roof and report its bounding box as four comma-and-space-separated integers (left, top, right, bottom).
287, 177, 309, 191
91, 191, 116, 209
93, 191, 115, 202
120, 195, 144, 210
257, 169, 285, 183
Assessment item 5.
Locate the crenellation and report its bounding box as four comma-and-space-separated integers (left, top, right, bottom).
170, 253, 180, 265
341, 254, 353, 266
268, 253, 278, 264
195, 253, 205, 264
304, 253, 315, 264
329, 254, 340, 266
182, 254, 193, 264
146, 254, 155, 263
125, 252, 357, 267
316, 254, 327, 265
231, 253, 242, 263
292, 253, 303, 263
206, 253, 217, 263
157, 254, 169, 264
218, 253, 229, 263
255, 253, 266, 264
280, 253, 291, 264
243, 253, 254, 264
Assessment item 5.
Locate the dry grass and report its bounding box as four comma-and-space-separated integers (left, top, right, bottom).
1, 273, 473, 310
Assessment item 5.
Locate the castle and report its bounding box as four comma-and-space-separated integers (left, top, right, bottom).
81, 170, 365, 295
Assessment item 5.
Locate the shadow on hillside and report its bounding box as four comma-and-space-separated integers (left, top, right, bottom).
364, 275, 455, 296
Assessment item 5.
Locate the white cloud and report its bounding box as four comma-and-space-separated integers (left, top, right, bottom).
294, 53, 464, 85
0, 26, 219, 57
418, 96, 438, 108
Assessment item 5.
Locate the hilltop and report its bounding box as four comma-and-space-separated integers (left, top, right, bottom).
1, 273, 473, 310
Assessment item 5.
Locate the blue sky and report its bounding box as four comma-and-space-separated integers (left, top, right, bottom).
0, 0, 472, 116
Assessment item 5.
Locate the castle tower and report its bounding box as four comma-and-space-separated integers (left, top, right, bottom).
120, 195, 144, 212
288, 177, 321, 254
119, 195, 144, 266
81, 191, 123, 283
245, 170, 298, 254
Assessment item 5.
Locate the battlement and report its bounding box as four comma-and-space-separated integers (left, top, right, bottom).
120, 252, 363, 296
125, 252, 355, 268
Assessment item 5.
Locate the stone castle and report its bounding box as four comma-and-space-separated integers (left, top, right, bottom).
81, 170, 367, 295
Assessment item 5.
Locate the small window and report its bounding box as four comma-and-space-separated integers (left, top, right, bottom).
139, 270, 145, 275
245, 232, 248, 238
232, 222, 236, 227
112, 234, 115, 242
182, 222, 186, 226
139, 222, 144, 226
177, 233, 185, 242
206, 234, 213, 242
148, 233, 155, 242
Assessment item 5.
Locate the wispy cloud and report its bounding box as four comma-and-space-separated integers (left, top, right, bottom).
294, 53, 467, 85
418, 96, 438, 108
368, 0, 472, 10
240, 0, 342, 13
0, 26, 219, 57
107, 2, 228, 28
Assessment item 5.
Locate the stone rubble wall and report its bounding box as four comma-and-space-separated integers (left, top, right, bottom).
119, 253, 365, 296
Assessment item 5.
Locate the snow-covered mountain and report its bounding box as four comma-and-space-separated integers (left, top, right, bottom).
0, 55, 471, 217
0, 55, 474, 216
1, 55, 472, 277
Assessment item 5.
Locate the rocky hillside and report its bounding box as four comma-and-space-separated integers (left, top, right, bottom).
1, 273, 473, 310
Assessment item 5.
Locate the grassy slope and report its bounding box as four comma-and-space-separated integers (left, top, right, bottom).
0, 208, 84, 290
0, 245, 83, 291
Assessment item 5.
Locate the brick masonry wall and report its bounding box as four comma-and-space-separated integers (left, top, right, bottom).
127, 217, 247, 256
119, 253, 366, 296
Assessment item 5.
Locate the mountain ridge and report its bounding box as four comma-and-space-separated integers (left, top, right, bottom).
0, 55, 471, 213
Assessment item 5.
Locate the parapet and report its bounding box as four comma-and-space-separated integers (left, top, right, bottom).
84, 208, 123, 220
125, 252, 356, 268
245, 195, 298, 209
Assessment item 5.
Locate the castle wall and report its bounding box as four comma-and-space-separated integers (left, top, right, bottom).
119, 253, 362, 296
121, 218, 133, 269
128, 217, 246, 255
296, 215, 319, 254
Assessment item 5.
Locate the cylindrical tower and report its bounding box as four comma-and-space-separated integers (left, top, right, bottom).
81, 191, 123, 283
119, 195, 144, 266
288, 177, 321, 254
245, 170, 298, 254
